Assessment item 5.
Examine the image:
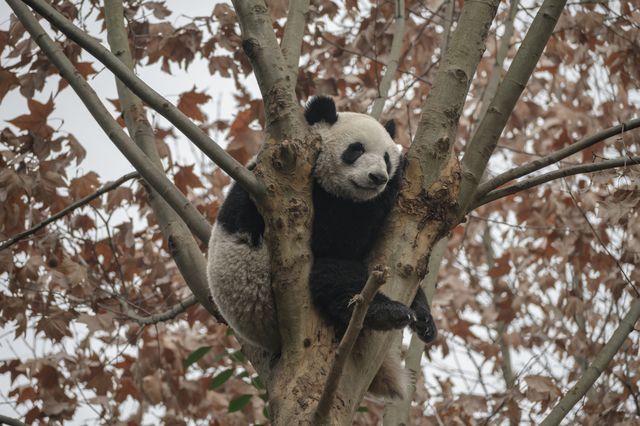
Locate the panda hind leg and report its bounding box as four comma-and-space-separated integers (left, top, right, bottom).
310, 258, 416, 332
367, 349, 408, 400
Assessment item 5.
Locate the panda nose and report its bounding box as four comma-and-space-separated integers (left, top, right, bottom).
369, 172, 388, 186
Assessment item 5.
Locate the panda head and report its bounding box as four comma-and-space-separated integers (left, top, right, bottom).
305, 96, 401, 202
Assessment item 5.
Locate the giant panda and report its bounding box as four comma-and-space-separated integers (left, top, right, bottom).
207, 96, 437, 398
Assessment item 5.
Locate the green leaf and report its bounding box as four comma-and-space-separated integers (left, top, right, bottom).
228, 394, 252, 412
209, 368, 234, 389
262, 404, 270, 420
357, 406, 369, 412
183, 346, 211, 369
229, 350, 246, 363
251, 376, 265, 390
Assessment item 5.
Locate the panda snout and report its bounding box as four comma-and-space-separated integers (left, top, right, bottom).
368, 172, 388, 186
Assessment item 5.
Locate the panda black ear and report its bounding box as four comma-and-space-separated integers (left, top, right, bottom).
384, 120, 396, 139
305, 96, 338, 125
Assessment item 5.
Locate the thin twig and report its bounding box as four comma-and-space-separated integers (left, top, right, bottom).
565, 186, 640, 297
540, 297, 640, 426
370, 0, 405, 120
124, 295, 198, 325
21, 0, 265, 200
477, 117, 640, 197
314, 266, 389, 425
0, 172, 138, 252
474, 155, 640, 209
7, 0, 212, 243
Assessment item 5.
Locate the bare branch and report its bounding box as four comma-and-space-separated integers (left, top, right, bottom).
124, 295, 198, 325
438, 0, 455, 57
474, 155, 640, 209
314, 267, 389, 426
231, 0, 301, 132
7, 0, 212, 243
476, 117, 640, 197
474, 0, 520, 126
408, 0, 500, 193
21, 0, 265, 201
458, 0, 567, 212
0, 172, 138, 252
0, 414, 27, 426
281, 0, 310, 85
104, 0, 218, 318
540, 297, 640, 426
370, 0, 405, 120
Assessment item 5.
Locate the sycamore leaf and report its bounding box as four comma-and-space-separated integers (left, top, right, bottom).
0, 68, 19, 102
177, 87, 210, 121
174, 165, 203, 192
8, 96, 55, 138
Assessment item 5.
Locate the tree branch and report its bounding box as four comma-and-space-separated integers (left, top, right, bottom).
104, 0, 218, 318
473, 155, 640, 209
382, 237, 447, 426
21, 0, 265, 201
458, 0, 567, 212
407, 0, 500, 193
474, 0, 520, 127
476, 117, 640, 197
280, 0, 310, 85
540, 297, 640, 426
7, 0, 212, 243
124, 295, 198, 325
370, 0, 405, 120
0, 172, 138, 252
314, 267, 389, 425
438, 0, 455, 58
0, 414, 26, 426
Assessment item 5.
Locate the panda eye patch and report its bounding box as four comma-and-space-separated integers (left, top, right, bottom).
384, 152, 391, 173
342, 142, 365, 164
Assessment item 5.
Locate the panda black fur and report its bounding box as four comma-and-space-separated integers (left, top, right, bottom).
207, 96, 437, 399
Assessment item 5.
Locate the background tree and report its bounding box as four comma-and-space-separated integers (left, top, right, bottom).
0, 0, 639, 424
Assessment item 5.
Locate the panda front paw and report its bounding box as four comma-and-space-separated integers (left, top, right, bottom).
379, 303, 416, 329
410, 309, 437, 343
366, 301, 416, 330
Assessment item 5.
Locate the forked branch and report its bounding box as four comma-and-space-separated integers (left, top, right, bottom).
476, 117, 640, 197
474, 155, 640, 209
458, 0, 568, 211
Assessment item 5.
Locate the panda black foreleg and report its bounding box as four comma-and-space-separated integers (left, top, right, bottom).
410, 286, 437, 343
310, 258, 416, 335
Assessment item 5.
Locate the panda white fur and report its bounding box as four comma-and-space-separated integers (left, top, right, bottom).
207, 96, 436, 398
